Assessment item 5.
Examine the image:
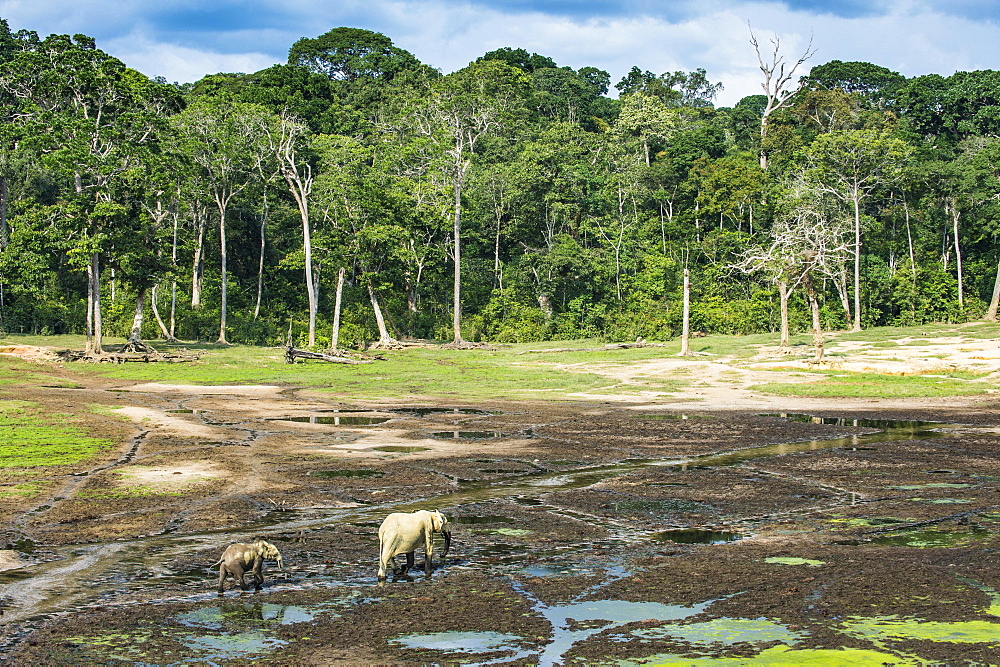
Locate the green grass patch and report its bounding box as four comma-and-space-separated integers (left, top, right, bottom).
23, 342, 626, 401
0, 354, 78, 388
0, 480, 48, 498
78, 485, 182, 499
750, 371, 991, 398
0, 399, 115, 467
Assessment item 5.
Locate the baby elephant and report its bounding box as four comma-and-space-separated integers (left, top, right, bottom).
212, 538, 283, 594
377, 509, 451, 582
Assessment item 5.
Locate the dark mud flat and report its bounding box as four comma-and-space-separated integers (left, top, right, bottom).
2, 388, 1000, 665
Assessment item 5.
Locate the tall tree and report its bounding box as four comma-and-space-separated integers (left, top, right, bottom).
172, 100, 274, 344
0, 32, 177, 353
264, 111, 321, 346
804, 129, 912, 331
415, 59, 531, 345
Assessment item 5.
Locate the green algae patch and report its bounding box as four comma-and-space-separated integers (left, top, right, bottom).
891, 482, 973, 490
872, 529, 988, 548
765, 557, 825, 567
617, 645, 914, 665
493, 528, 532, 536
840, 615, 1000, 645
0, 400, 115, 467
632, 617, 806, 646
828, 516, 908, 528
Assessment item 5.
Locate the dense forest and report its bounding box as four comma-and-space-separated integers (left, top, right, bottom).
1, 20, 999, 352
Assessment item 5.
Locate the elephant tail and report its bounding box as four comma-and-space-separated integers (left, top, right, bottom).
210, 558, 223, 568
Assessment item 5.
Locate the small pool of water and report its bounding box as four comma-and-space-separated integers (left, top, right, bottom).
650, 529, 745, 544
310, 469, 384, 479
430, 431, 509, 439
406, 407, 499, 417
451, 516, 515, 525
274, 415, 391, 425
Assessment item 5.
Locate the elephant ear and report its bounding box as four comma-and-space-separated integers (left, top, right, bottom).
432, 510, 448, 532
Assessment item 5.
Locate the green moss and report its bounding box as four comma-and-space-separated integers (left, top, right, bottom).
623, 645, 915, 665
764, 557, 825, 567
840, 614, 1000, 645
0, 399, 114, 467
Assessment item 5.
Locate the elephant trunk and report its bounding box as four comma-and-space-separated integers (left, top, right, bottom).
441, 529, 451, 558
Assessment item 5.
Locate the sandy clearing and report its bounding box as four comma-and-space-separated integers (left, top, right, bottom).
118, 461, 226, 490
0, 345, 59, 362
111, 406, 233, 439
309, 428, 539, 459
0, 549, 33, 572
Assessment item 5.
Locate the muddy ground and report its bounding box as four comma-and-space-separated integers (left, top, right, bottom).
1, 342, 1000, 664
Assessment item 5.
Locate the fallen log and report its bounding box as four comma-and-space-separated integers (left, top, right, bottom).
56, 349, 201, 363
284, 345, 375, 364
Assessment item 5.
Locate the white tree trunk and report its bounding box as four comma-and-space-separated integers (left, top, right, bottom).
950, 200, 964, 310
851, 193, 862, 332
368, 281, 397, 346
680, 267, 691, 356
151, 283, 177, 342
331, 267, 345, 351
191, 205, 205, 309
778, 279, 790, 349
217, 204, 229, 345
452, 171, 465, 344
808, 276, 824, 361
128, 288, 146, 343
90, 253, 103, 354
987, 257, 1000, 321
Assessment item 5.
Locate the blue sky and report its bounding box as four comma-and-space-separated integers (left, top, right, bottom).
1, 1, 998, 106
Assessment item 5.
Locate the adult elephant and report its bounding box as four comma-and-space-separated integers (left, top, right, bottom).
377, 509, 451, 582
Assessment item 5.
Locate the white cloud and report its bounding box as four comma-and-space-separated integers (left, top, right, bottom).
106, 32, 276, 82
3, 0, 1000, 105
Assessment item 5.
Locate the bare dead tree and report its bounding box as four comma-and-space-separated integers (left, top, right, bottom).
735, 180, 850, 358
749, 24, 815, 170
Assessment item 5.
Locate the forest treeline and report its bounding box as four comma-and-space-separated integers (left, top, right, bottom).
1, 21, 999, 351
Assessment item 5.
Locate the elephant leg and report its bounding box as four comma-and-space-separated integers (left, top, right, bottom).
217, 566, 227, 594
232, 565, 249, 591
424, 530, 434, 577
252, 558, 264, 590
400, 552, 415, 576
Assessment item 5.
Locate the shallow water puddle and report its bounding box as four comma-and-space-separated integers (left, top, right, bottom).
430, 430, 510, 439
394, 595, 719, 666
372, 445, 431, 453
310, 468, 384, 478
650, 529, 744, 544
63, 599, 348, 663
273, 415, 391, 425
